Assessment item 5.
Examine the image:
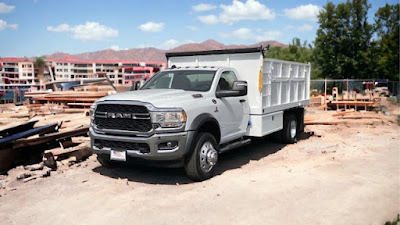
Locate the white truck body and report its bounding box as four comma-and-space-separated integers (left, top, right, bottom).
90, 47, 311, 181
168, 51, 310, 137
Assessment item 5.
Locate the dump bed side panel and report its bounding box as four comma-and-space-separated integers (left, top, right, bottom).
262, 58, 310, 114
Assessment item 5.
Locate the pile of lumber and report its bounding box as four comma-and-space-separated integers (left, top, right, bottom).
25, 90, 113, 109
0, 119, 91, 174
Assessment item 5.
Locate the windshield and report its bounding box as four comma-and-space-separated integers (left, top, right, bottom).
141, 70, 216, 92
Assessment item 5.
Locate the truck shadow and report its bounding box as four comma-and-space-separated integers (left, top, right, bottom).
92, 132, 313, 185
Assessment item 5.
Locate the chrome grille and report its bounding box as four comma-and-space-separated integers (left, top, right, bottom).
94, 104, 152, 132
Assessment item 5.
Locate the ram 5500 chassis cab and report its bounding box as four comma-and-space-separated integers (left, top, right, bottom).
89, 47, 311, 181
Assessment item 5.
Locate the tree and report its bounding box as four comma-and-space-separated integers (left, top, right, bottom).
34, 57, 46, 81
373, 3, 399, 81
34, 57, 45, 68
314, 0, 374, 79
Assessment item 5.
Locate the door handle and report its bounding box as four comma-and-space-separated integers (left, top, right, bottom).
239, 99, 246, 103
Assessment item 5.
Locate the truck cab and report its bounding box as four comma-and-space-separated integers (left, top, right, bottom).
90, 47, 310, 181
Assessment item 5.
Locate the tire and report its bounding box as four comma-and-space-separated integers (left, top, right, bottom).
281, 114, 298, 144
97, 154, 119, 168
184, 133, 219, 181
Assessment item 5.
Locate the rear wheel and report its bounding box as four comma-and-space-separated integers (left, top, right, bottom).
281, 114, 297, 144
185, 133, 219, 181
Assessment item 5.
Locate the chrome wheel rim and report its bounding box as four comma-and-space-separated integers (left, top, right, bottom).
199, 141, 218, 173
290, 120, 297, 139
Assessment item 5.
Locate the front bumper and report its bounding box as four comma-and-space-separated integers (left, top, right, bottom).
89, 127, 194, 163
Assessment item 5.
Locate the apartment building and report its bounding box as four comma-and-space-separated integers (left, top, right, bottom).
48, 60, 166, 85
0, 58, 43, 91
0, 57, 166, 96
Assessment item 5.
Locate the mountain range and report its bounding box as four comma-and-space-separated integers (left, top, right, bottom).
46, 39, 287, 62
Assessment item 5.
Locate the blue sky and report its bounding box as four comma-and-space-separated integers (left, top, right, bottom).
0, 0, 396, 57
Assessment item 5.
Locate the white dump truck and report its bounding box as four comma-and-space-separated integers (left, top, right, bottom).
89, 47, 311, 181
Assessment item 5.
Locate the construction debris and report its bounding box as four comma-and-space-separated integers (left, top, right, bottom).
0, 100, 91, 174
0, 83, 116, 184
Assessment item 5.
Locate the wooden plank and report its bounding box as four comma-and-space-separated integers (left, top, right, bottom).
33, 97, 98, 102
12, 126, 89, 149
305, 121, 342, 125
331, 110, 356, 117
45, 142, 92, 162
67, 102, 93, 107
339, 116, 383, 120
64, 108, 89, 113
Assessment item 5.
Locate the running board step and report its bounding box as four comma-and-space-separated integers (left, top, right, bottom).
219, 139, 251, 154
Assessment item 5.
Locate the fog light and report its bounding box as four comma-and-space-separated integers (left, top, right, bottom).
158, 141, 178, 150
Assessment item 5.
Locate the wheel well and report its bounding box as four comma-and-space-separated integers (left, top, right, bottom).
284, 107, 305, 132
198, 121, 221, 144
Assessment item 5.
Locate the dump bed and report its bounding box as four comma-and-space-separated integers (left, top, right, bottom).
166, 47, 310, 115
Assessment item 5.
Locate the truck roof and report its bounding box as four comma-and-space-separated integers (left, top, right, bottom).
163, 66, 224, 72
165, 47, 266, 58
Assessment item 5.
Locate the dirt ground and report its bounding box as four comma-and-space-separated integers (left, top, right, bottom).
0, 106, 399, 225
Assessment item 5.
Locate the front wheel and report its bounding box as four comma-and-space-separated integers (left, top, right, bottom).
184, 133, 219, 181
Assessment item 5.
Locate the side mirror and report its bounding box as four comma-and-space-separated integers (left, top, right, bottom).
130, 81, 141, 91
216, 81, 247, 98
232, 81, 248, 95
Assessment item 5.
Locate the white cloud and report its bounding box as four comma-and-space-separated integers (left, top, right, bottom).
138, 40, 195, 49
219, 0, 275, 24
197, 15, 218, 25
257, 31, 283, 41
197, 0, 275, 25
231, 28, 252, 39
298, 24, 313, 31
138, 22, 164, 32
72, 22, 118, 41
192, 3, 217, 12
110, 45, 120, 51
0, 2, 15, 13
186, 25, 198, 31
285, 24, 313, 32
0, 20, 18, 31
160, 39, 180, 49
47, 23, 70, 32
158, 39, 195, 50
47, 22, 118, 41
219, 28, 281, 41
283, 4, 321, 22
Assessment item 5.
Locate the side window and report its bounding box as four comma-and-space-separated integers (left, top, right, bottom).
218, 71, 238, 91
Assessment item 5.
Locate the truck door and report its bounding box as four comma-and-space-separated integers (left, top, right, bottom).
215, 70, 249, 143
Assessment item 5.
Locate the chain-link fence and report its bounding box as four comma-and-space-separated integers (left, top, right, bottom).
310, 79, 399, 97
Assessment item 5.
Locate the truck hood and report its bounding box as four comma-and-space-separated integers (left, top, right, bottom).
98, 89, 206, 108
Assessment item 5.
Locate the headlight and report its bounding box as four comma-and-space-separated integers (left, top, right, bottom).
89, 102, 98, 122
151, 110, 187, 128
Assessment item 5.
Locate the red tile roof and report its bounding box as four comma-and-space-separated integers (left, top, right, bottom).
0, 57, 31, 63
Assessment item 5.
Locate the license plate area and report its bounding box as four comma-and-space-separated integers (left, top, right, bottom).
110, 150, 126, 161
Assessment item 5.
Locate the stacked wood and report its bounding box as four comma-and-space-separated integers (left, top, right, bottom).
25, 91, 111, 109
